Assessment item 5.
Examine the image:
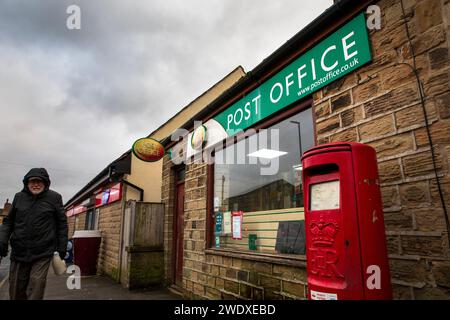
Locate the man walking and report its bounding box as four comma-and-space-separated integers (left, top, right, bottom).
0, 168, 68, 300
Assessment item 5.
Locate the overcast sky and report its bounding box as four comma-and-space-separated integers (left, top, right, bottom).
0, 0, 331, 205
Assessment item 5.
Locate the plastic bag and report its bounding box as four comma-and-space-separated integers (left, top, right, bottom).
52, 252, 67, 275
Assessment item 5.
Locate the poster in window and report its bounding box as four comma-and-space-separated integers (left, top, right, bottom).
215, 212, 223, 235
231, 211, 243, 240
223, 211, 232, 234
275, 221, 306, 254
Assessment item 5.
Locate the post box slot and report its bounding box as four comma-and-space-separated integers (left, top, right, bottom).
307, 163, 339, 176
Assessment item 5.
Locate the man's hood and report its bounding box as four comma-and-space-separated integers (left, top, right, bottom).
22, 168, 51, 193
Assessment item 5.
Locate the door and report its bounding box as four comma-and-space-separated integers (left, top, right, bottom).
174, 180, 185, 286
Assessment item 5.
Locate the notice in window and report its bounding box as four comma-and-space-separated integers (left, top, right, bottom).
310, 180, 340, 211
232, 211, 243, 240
215, 236, 220, 248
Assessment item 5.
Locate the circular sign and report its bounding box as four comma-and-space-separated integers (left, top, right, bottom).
132, 138, 165, 162
191, 125, 207, 150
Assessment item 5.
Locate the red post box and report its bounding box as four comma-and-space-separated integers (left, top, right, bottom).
301, 142, 392, 300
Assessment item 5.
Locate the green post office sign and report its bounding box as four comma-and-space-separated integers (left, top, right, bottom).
214, 12, 371, 136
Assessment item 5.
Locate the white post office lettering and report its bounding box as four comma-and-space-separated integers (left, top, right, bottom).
227, 94, 261, 130
342, 31, 358, 60
321, 45, 338, 71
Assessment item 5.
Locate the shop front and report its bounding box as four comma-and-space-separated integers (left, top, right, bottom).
161, 0, 450, 300
64, 67, 246, 288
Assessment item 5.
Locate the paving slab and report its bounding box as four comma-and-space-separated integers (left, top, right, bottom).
0, 259, 181, 300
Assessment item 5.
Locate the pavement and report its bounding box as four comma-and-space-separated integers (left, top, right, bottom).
0, 256, 181, 300
0, 255, 9, 290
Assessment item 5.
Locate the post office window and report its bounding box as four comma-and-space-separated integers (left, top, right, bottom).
212, 108, 314, 254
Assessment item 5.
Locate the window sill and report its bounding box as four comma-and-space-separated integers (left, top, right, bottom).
205, 248, 306, 268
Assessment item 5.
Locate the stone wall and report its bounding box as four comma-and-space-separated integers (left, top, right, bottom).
161, 155, 176, 284
96, 201, 123, 280
181, 161, 208, 298
314, 0, 450, 299
161, 158, 309, 299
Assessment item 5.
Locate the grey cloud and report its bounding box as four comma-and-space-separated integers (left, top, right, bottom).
0, 0, 331, 203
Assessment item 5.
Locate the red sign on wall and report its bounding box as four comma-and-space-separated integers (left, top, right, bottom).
94, 182, 122, 207
66, 204, 87, 217
66, 182, 123, 217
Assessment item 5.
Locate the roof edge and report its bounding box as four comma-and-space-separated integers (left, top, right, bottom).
161, 0, 373, 146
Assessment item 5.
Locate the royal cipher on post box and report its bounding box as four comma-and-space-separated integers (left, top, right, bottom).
301, 142, 392, 300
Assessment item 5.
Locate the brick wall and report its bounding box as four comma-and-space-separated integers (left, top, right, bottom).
96, 201, 123, 280
314, 0, 450, 299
